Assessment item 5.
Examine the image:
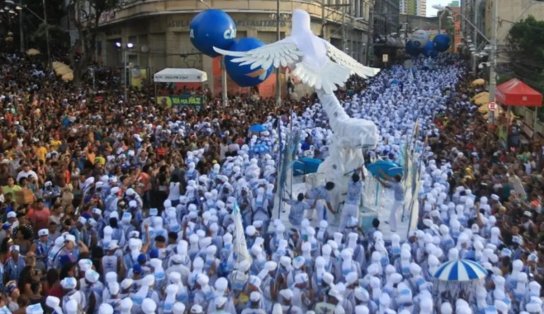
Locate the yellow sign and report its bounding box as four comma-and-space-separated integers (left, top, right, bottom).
130, 69, 147, 89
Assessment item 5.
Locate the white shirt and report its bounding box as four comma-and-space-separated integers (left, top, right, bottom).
168, 182, 181, 201
16, 169, 38, 182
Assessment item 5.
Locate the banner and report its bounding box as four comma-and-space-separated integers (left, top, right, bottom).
232, 202, 252, 265
130, 68, 147, 89
156, 95, 203, 108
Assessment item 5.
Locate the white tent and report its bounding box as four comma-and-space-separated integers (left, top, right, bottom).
153, 68, 207, 83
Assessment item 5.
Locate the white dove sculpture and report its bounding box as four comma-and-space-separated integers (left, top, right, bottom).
214, 9, 380, 94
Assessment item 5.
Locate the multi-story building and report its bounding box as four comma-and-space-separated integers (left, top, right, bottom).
417, 0, 426, 17
400, 0, 426, 17
96, 0, 373, 96
372, 0, 401, 65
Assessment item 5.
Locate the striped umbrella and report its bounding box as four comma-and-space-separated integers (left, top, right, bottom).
433, 259, 487, 282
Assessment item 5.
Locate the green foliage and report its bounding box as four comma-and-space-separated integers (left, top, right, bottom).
507, 15, 544, 92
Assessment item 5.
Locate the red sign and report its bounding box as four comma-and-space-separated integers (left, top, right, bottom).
488, 101, 497, 111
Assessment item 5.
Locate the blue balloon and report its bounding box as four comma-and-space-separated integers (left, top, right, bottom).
422, 40, 437, 58
405, 40, 421, 56
225, 37, 273, 87
433, 34, 451, 52
189, 9, 236, 57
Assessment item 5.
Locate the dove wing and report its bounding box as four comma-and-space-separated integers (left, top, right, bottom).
325, 41, 381, 78
213, 38, 303, 70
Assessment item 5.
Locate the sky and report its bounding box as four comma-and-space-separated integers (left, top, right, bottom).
426, 0, 455, 17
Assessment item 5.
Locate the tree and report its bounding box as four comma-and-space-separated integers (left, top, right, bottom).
507, 15, 544, 92
67, 0, 121, 84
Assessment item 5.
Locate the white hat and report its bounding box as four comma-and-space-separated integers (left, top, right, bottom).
78, 258, 93, 272
346, 271, 359, 285
38, 229, 49, 237
108, 282, 120, 295
25, 304, 44, 314
98, 304, 114, 314
142, 299, 157, 314
119, 298, 133, 312
190, 305, 204, 313
45, 296, 60, 309
249, 275, 261, 287
121, 278, 133, 290
214, 277, 228, 291
250, 291, 261, 302
173, 303, 186, 314
216, 296, 228, 308
264, 261, 277, 272
197, 274, 209, 287
85, 269, 100, 283
60, 277, 77, 290
64, 234, 76, 243
280, 289, 293, 300
6, 211, 16, 218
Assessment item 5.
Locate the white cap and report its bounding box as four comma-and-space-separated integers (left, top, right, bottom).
26, 304, 44, 314
121, 278, 133, 290
60, 277, 77, 290
173, 303, 186, 314
78, 258, 93, 272
119, 298, 133, 311
38, 229, 49, 237
142, 298, 157, 314
85, 269, 100, 283
214, 277, 228, 291
98, 304, 114, 314
280, 289, 293, 300
216, 296, 228, 308
191, 304, 204, 313
250, 291, 261, 302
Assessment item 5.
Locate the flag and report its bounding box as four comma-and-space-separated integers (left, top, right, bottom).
232, 201, 252, 265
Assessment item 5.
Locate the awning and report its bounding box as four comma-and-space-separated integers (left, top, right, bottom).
496, 78, 543, 107
153, 68, 207, 83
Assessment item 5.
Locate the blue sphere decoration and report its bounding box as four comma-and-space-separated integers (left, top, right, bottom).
422, 40, 437, 57
225, 37, 273, 87
405, 40, 421, 56
433, 34, 451, 52
189, 9, 237, 57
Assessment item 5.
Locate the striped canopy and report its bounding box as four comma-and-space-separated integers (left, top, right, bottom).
433, 259, 487, 282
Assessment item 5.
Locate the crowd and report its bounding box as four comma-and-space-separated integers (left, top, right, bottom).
0, 50, 541, 314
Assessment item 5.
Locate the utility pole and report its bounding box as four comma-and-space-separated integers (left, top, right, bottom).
19, 4, 23, 53
366, 0, 374, 66
42, 0, 50, 67
275, 0, 281, 106
489, 0, 497, 124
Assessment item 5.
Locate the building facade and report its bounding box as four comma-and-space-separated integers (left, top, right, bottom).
400, 0, 426, 17
417, 0, 426, 17
372, 0, 401, 65
96, 0, 372, 95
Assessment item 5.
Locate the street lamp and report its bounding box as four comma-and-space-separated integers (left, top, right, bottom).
13, 0, 50, 67
115, 41, 135, 101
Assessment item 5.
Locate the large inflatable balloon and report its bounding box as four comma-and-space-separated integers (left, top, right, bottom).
422, 40, 438, 58
225, 37, 273, 87
410, 30, 429, 47
366, 160, 403, 179
405, 40, 421, 56
189, 9, 236, 57
433, 34, 451, 52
